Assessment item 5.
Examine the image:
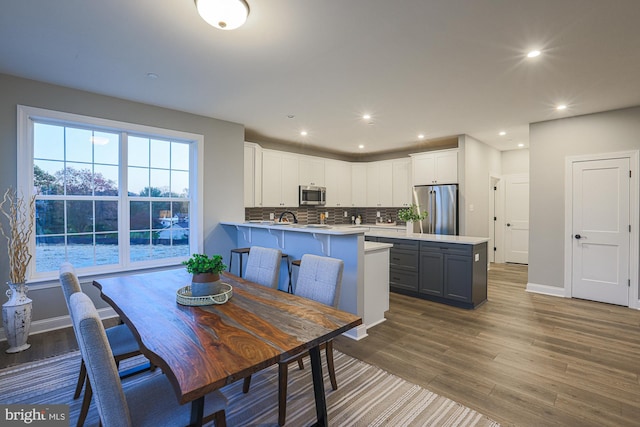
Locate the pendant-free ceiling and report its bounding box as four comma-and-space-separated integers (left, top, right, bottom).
195, 0, 249, 30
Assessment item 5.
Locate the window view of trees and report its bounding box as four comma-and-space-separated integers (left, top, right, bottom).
32, 121, 192, 274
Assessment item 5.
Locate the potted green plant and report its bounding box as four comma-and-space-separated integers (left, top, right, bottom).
182, 253, 227, 296
397, 204, 428, 234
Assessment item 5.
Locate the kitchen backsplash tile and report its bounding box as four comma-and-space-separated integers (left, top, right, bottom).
245, 206, 408, 225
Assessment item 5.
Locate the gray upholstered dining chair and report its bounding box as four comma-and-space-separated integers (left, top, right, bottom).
244, 254, 344, 426
69, 291, 228, 427
243, 246, 282, 289
59, 263, 146, 427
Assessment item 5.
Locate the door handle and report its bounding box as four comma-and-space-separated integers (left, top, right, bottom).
506, 223, 511, 227
574, 234, 582, 239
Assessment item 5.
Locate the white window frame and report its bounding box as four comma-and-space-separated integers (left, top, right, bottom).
17, 105, 204, 284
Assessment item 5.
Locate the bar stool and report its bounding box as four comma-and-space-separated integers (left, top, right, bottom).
229, 247, 290, 280
288, 259, 301, 294
229, 247, 251, 277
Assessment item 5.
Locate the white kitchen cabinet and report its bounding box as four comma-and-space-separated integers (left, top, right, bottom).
298, 156, 325, 186
392, 158, 412, 207
243, 142, 262, 207
411, 150, 458, 185
351, 163, 367, 207
325, 160, 352, 207
366, 161, 393, 207
262, 150, 299, 207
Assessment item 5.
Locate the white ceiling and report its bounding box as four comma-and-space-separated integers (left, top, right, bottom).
1, 0, 639, 154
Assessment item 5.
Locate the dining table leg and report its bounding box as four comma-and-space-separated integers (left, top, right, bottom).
309, 345, 328, 427
189, 396, 205, 427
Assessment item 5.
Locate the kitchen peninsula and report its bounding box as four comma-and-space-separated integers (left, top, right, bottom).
221, 221, 384, 340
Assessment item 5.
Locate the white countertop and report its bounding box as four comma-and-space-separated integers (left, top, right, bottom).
364, 241, 394, 252
222, 222, 489, 244
365, 229, 490, 245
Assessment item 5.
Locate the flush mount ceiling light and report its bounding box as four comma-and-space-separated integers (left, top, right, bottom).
418, 134, 425, 139
556, 104, 567, 110
527, 50, 541, 58
300, 131, 308, 136
499, 131, 506, 136
195, 0, 249, 30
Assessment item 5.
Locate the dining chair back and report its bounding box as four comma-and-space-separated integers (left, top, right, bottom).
69, 292, 227, 427
295, 254, 343, 308
243, 246, 282, 289
60, 262, 145, 427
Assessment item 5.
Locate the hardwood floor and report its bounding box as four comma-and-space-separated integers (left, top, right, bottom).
3, 264, 640, 426
335, 263, 640, 426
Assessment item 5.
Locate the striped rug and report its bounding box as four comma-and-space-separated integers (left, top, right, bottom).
0, 350, 499, 426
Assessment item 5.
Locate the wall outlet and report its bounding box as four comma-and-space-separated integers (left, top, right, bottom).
475, 253, 479, 262
269, 213, 274, 220
344, 211, 348, 217
376, 211, 381, 217
325, 211, 329, 218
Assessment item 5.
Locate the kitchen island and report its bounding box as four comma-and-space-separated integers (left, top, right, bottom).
364, 230, 490, 309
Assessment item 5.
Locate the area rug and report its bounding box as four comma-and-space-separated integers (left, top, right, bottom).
0, 350, 499, 426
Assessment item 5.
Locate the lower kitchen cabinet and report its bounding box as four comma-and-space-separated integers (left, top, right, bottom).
368, 235, 488, 309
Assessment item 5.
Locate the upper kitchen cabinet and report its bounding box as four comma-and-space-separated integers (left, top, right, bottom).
366, 161, 393, 207
411, 150, 458, 185
262, 150, 299, 207
298, 156, 325, 186
351, 163, 367, 207
325, 159, 352, 207
392, 158, 412, 207
244, 142, 262, 207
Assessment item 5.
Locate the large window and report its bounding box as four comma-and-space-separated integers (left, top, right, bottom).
18, 106, 203, 281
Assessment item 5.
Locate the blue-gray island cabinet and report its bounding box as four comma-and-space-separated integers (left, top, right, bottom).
365, 232, 489, 309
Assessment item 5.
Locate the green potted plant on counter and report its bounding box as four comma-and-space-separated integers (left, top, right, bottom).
182, 253, 227, 296
397, 204, 428, 234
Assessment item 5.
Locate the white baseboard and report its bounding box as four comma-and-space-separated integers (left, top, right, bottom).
342, 324, 368, 341
525, 282, 566, 297
0, 307, 118, 342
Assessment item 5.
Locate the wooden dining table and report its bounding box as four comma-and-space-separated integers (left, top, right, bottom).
93, 268, 362, 426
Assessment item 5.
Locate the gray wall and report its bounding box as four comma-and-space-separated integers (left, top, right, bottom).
459, 135, 501, 238
502, 149, 529, 174
0, 74, 244, 324
529, 105, 640, 289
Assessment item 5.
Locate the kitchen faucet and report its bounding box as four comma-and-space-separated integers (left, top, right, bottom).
278, 211, 298, 223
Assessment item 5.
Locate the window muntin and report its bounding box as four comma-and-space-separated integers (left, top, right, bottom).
20, 107, 201, 280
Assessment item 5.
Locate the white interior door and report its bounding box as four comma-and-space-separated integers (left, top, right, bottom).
572, 158, 630, 306
505, 174, 529, 264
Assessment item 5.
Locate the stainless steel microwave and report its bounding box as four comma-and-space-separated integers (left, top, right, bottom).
299, 185, 326, 206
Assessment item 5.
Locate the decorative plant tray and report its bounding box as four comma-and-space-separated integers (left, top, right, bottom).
176, 282, 233, 306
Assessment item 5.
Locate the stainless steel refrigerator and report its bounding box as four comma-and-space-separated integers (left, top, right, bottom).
412, 184, 459, 235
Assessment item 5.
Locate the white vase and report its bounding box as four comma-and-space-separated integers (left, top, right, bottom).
406, 221, 414, 235
2, 281, 32, 353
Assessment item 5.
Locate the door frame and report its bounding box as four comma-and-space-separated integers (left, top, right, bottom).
489, 174, 505, 264
563, 150, 639, 309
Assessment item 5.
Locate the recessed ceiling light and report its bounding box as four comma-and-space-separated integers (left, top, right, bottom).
287, 114, 295, 119
362, 114, 371, 120
518, 143, 525, 148
418, 134, 425, 139
146, 72, 159, 79
300, 131, 308, 136
358, 144, 365, 149
557, 104, 567, 110
527, 50, 541, 58
499, 131, 506, 136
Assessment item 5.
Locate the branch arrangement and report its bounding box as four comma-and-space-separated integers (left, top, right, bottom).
0, 188, 36, 283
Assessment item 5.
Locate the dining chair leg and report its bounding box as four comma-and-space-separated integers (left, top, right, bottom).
73, 359, 86, 399
77, 379, 92, 427
297, 358, 304, 370
325, 340, 338, 391
278, 362, 289, 426
242, 376, 252, 393
213, 409, 227, 427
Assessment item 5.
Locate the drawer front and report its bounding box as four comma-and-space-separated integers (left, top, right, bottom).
420, 241, 471, 256
378, 237, 419, 251
389, 268, 419, 292
389, 249, 419, 270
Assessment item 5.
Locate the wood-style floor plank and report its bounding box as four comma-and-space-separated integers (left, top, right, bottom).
335, 262, 640, 427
